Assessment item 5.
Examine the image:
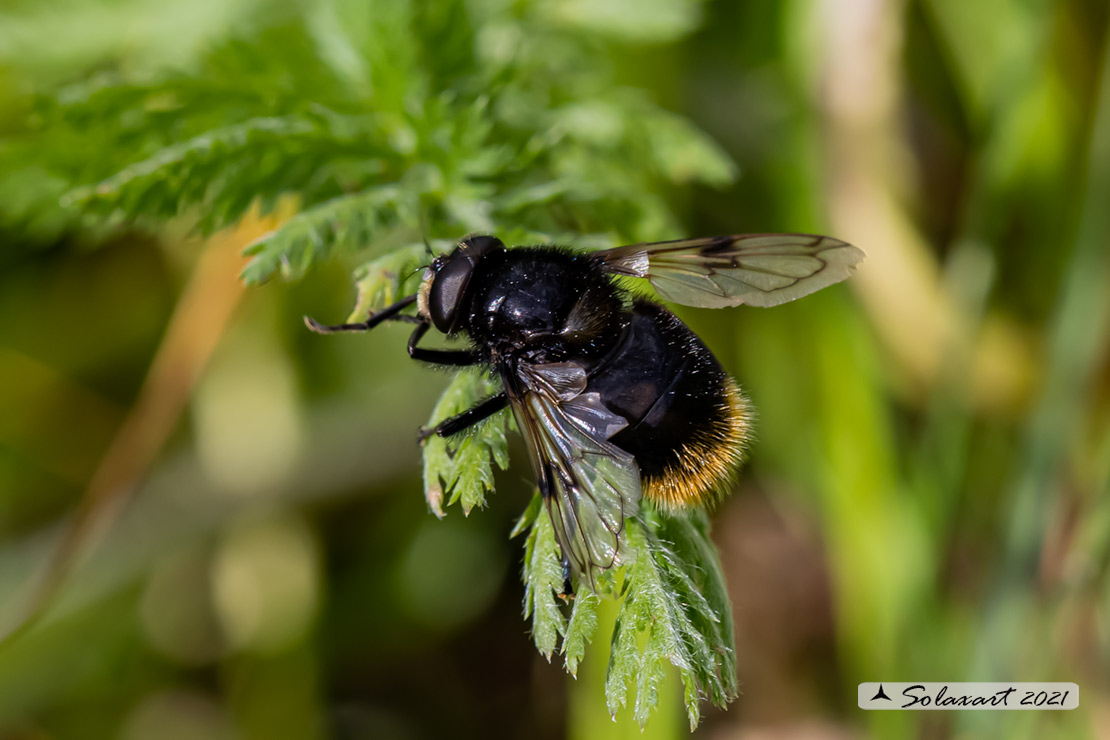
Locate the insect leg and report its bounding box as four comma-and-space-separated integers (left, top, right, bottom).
560, 555, 574, 598
418, 392, 508, 441
304, 294, 419, 334
407, 323, 480, 366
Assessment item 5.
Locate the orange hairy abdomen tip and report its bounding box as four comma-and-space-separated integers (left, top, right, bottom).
641, 379, 752, 511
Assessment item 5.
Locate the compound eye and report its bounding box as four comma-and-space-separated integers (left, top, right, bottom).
429, 255, 474, 333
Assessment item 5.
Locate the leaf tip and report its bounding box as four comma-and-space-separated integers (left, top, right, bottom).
426, 484, 446, 518
241, 231, 274, 256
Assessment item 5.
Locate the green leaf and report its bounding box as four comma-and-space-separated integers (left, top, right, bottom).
420, 371, 509, 517
240, 185, 414, 284
347, 242, 432, 323
605, 513, 738, 729
563, 590, 600, 677
515, 498, 735, 727
522, 504, 567, 659
66, 116, 315, 209
509, 492, 543, 539
655, 509, 739, 708
638, 106, 738, 187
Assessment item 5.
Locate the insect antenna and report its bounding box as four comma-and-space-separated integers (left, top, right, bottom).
304, 293, 421, 334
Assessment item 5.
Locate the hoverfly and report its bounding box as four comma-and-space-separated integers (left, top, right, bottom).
307, 234, 863, 590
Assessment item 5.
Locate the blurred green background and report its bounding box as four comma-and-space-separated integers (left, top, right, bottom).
2, 0, 1109, 738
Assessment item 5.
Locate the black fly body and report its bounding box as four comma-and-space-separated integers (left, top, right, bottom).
307, 233, 864, 591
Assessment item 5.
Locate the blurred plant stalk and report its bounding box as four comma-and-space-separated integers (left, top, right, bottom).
813, 1, 1110, 737
0, 205, 287, 648
818, 0, 1033, 413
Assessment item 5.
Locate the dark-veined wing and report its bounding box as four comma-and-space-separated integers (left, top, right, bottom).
504, 361, 641, 586
594, 233, 865, 308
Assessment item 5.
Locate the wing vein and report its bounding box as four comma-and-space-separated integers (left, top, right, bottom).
594, 233, 864, 308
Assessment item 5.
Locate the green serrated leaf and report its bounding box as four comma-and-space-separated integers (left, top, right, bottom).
656, 510, 739, 706
510, 492, 543, 538
563, 590, 600, 677
61, 112, 396, 234
605, 514, 737, 730
448, 433, 499, 514
522, 507, 567, 659
348, 242, 430, 322
241, 185, 415, 284
420, 371, 509, 516
514, 476, 735, 729
66, 116, 310, 203
604, 603, 640, 719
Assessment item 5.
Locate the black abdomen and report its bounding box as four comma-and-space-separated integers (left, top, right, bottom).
586, 301, 750, 507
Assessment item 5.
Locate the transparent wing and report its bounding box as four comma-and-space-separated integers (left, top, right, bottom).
505, 362, 641, 586
595, 233, 865, 308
